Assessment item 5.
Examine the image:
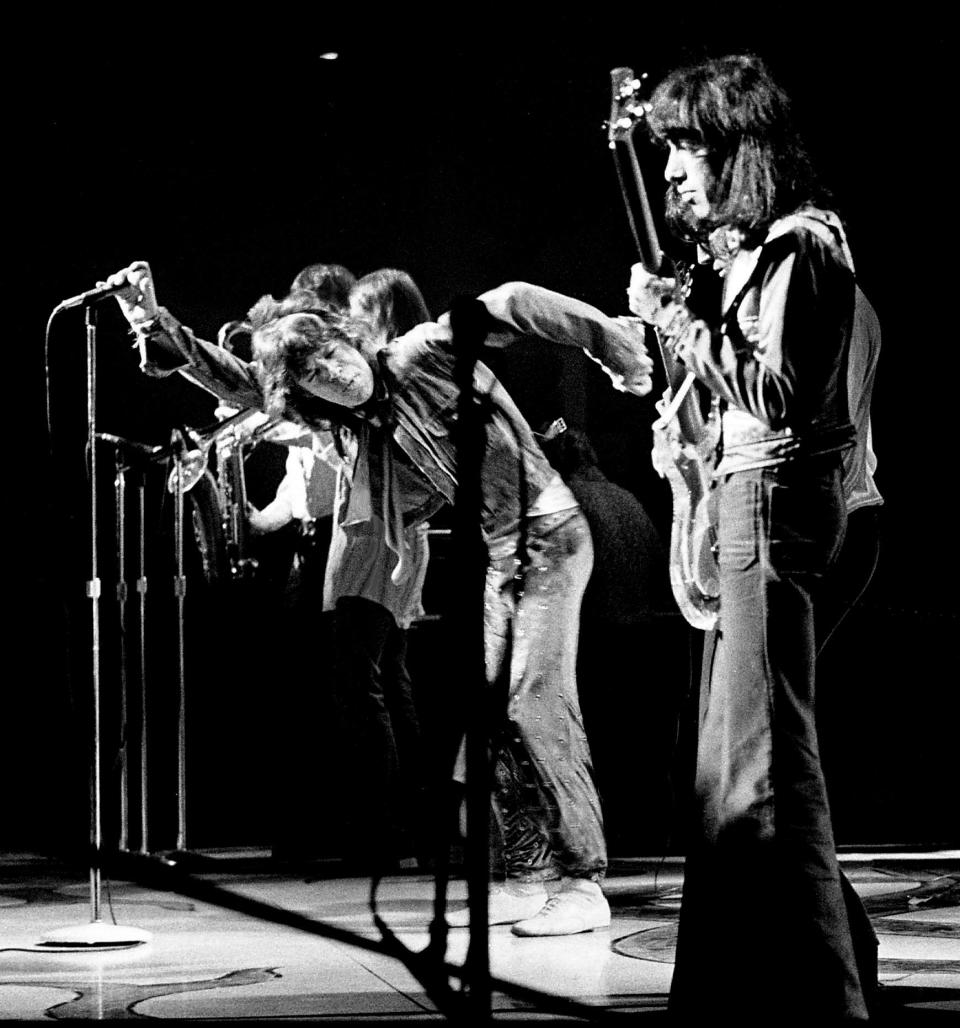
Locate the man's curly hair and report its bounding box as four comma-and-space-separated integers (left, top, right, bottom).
248, 291, 374, 424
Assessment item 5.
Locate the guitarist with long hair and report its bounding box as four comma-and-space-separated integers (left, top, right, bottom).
626, 54, 876, 1022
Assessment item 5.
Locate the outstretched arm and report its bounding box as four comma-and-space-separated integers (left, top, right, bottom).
102, 261, 267, 412
442, 281, 654, 396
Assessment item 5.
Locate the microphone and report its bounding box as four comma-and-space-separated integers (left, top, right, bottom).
56, 280, 131, 311
96, 431, 163, 455
95, 432, 166, 462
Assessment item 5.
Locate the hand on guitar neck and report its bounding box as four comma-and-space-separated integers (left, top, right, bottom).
626, 262, 679, 327
627, 262, 698, 400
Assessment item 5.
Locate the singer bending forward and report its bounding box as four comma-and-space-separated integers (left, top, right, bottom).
104, 263, 653, 935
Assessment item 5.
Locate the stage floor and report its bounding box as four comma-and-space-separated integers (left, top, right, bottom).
1, 850, 957, 1022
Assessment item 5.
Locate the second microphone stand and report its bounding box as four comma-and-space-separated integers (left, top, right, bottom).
165, 430, 192, 862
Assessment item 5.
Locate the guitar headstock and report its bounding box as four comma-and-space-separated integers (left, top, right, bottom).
607, 67, 652, 147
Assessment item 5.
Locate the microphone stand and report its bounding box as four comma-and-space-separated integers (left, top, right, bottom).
114, 450, 130, 853
448, 299, 492, 1020
168, 431, 190, 861
41, 304, 151, 948
136, 471, 150, 855
97, 435, 158, 855
158, 430, 214, 870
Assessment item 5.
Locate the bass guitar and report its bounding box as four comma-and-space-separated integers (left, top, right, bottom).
607, 66, 720, 631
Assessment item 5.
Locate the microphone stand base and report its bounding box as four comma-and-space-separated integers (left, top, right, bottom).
38, 920, 152, 949
155, 848, 218, 871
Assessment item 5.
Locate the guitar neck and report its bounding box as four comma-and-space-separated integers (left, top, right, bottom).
610, 130, 708, 443
610, 136, 664, 274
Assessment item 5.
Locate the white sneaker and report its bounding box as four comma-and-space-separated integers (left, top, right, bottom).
511, 878, 610, 937
446, 884, 550, 927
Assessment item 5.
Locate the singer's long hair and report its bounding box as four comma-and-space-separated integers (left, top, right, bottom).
647, 53, 828, 245
248, 291, 372, 427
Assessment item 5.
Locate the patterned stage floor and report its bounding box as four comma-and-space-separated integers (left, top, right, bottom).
1, 850, 957, 1022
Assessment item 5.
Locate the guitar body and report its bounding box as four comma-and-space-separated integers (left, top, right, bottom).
608, 66, 720, 631
651, 401, 720, 631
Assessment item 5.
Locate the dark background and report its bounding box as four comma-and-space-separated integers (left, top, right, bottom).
8, 15, 957, 858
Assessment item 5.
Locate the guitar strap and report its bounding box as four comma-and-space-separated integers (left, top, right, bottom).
652, 370, 699, 431
719, 245, 763, 342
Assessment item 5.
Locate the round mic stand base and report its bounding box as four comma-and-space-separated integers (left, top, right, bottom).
39, 920, 152, 948
153, 848, 215, 871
